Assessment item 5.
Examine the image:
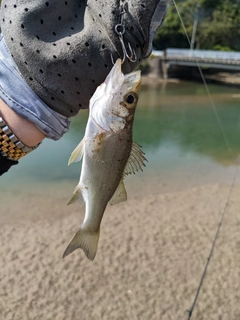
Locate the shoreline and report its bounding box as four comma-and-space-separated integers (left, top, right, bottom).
141, 72, 240, 87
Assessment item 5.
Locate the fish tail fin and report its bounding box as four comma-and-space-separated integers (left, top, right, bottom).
62, 228, 100, 261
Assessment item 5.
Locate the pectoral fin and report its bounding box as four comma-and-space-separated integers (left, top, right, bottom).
124, 142, 147, 176
68, 138, 85, 165
109, 179, 127, 205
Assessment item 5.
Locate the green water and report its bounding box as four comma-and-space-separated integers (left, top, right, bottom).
1, 81, 240, 191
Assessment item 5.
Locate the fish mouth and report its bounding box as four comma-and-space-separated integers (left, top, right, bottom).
104, 59, 141, 96
104, 59, 124, 95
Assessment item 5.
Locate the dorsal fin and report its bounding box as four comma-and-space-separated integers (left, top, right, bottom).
68, 138, 85, 165
109, 179, 127, 205
124, 142, 147, 176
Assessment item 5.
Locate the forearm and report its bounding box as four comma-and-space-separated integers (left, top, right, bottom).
0, 99, 45, 147
0, 99, 45, 176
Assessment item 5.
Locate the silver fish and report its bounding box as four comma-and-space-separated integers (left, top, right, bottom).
63, 59, 146, 261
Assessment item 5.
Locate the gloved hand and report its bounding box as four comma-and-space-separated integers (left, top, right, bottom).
0, 0, 169, 119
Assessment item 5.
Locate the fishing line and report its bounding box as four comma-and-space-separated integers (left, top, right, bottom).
172, 0, 231, 151
171, 1, 236, 318
186, 165, 238, 319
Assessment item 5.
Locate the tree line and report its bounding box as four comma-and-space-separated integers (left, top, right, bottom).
154, 0, 240, 51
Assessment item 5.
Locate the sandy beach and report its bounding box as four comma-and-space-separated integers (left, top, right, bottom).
1, 169, 240, 320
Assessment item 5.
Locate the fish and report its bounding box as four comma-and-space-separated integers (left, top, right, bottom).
63, 59, 147, 261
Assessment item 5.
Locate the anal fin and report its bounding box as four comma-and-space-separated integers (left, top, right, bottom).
67, 186, 84, 205
109, 179, 127, 205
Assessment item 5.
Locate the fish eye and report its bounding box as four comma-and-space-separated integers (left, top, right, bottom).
126, 94, 135, 104
123, 91, 138, 109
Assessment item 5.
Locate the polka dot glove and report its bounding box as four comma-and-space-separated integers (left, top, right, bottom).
1, 0, 169, 118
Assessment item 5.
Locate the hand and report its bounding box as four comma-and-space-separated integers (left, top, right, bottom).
1, 0, 169, 118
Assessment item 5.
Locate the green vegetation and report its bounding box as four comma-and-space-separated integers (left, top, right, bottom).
154, 0, 240, 51
135, 60, 151, 74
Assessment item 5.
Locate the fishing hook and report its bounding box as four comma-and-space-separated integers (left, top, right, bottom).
111, 24, 137, 65
120, 0, 129, 16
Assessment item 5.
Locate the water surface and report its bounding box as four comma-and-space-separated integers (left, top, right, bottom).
1, 80, 240, 194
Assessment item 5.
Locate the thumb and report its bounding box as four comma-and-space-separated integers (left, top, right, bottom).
129, 0, 170, 57
121, 0, 170, 73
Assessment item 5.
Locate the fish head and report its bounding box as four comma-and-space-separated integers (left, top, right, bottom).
89, 59, 141, 133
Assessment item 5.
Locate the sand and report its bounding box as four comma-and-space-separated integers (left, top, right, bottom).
0, 174, 240, 320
